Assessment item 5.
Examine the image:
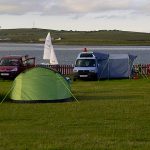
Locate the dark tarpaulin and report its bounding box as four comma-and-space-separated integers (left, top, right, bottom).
93, 52, 137, 79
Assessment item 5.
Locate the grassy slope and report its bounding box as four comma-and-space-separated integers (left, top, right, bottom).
1, 28, 150, 45
0, 79, 150, 149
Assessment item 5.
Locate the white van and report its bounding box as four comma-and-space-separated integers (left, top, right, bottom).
73, 51, 99, 80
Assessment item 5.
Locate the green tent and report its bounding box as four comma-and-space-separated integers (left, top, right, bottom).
10, 67, 72, 102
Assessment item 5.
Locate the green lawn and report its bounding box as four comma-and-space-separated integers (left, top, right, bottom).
1, 28, 150, 45
0, 79, 150, 150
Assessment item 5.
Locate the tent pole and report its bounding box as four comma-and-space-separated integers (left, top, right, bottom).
0, 81, 15, 104
56, 74, 79, 103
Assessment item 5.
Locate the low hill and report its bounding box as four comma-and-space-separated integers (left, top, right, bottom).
0, 28, 150, 45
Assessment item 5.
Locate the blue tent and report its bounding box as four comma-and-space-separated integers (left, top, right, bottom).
94, 52, 136, 79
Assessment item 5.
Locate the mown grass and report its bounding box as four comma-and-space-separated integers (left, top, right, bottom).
0, 79, 150, 150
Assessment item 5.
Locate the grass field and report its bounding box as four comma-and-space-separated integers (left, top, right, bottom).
0, 79, 150, 149
1, 28, 150, 45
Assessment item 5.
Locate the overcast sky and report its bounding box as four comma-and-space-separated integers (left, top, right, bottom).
0, 0, 150, 32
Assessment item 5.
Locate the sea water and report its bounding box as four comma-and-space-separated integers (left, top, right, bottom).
0, 43, 150, 65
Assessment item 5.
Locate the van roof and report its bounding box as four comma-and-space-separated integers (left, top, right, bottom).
77, 52, 109, 60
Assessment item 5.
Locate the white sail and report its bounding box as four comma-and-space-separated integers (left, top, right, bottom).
43, 32, 58, 65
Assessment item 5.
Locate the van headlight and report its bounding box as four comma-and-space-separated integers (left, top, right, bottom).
11, 67, 18, 72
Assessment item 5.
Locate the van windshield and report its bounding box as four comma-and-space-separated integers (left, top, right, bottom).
75, 59, 96, 67
0, 58, 20, 66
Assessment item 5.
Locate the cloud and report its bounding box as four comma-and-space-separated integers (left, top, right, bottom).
135, 0, 150, 14
0, 0, 42, 15
63, 0, 131, 13
0, 0, 150, 17
41, 0, 133, 15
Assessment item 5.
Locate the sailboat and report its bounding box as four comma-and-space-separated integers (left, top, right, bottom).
43, 32, 58, 65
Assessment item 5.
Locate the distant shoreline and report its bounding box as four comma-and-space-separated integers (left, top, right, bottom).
1, 28, 150, 46
1, 42, 150, 47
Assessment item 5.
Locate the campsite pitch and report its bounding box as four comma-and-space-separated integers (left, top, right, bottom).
0, 79, 150, 149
